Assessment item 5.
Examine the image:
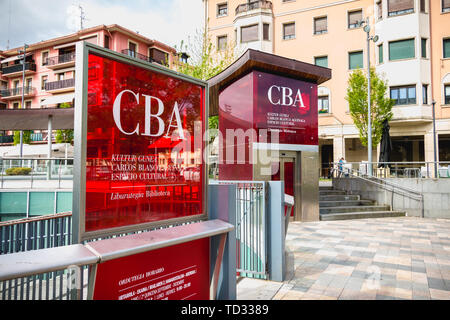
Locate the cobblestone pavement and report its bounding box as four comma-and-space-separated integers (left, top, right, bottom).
237, 217, 450, 300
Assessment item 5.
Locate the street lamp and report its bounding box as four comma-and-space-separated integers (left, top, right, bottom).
432, 100, 437, 178
359, 18, 378, 176
18, 43, 29, 161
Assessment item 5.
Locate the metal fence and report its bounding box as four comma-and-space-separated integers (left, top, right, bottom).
212, 181, 267, 279
324, 161, 450, 179
0, 157, 73, 189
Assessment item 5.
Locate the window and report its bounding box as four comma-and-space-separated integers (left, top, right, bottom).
318, 96, 329, 113
377, 1, 383, 19
263, 23, 270, 41
443, 0, 450, 13
444, 38, 450, 58
282, 22, 295, 40
378, 44, 384, 63
25, 101, 31, 109
128, 41, 137, 57
349, 51, 363, 69
315, 56, 328, 68
390, 85, 416, 105
26, 78, 32, 88
217, 35, 227, 51
57, 73, 65, 81
423, 84, 428, 105
389, 38, 415, 61
445, 85, 450, 104
42, 51, 49, 66
421, 38, 427, 58
348, 10, 362, 29
388, 0, 414, 17
13, 102, 20, 109
314, 16, 327, 35
217, 3, 227, 17
150, 48, 169, 65
41, 75, 48, 90
241, 24, 259, 42
104, 35, 110, 49
420, 0, 426, 12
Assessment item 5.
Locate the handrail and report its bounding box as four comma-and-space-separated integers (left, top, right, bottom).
332, 165, 424, 218
0, 211, 72, 227
284, 194, 294, 236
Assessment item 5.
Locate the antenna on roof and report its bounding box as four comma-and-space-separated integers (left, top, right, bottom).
79, 4, 86, 30
6, 0, 12, 49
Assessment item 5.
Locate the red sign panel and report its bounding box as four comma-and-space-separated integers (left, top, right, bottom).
85, 53, 205, 233
92, 238, 210, 300
254, 71, 318, 145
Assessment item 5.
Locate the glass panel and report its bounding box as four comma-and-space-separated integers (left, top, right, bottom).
389, 39, 415, 60
348, 10, 362, 28
379, 44, 384, 63
444, 39, 450, 58
421, 38, 427, 58
349, 51, 363, 69
423, 85, 428, 104
399, 87, 407, 104
388, 0, 414, 16
408, 87, 416, 104
315, 56, 328, 68
283, 23, 295, 39
445, 85, 450, 104
29, 192, 55, 216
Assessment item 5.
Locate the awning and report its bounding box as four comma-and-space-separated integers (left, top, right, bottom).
1, 53, 31, 64
0, 108, 74, 130
40, 93, 75, 106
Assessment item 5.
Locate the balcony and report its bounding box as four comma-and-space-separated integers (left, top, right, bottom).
390, 105, 432, 125
235, 0, 272, 15
0, 87, 36, 100
45, 52, 76, 69
44, 78, 75, 93
121, 49, 165, 65
1, 62, 36, 77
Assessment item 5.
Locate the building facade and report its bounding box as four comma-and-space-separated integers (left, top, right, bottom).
0, 24, 178, 146
204, 0, 450, 175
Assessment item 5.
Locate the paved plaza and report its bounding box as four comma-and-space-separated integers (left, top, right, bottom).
237, 217, 450, 300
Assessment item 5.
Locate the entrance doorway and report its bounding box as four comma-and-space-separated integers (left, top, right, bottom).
271, 152, 296, 216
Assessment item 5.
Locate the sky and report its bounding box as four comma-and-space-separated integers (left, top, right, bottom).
0, 0, 204, 52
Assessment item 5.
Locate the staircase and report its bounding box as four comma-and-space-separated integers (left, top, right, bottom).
319, 186, 406, 221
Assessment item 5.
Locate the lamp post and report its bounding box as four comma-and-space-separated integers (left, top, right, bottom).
360, 18, 378, 176
18, 44, 29, 161
432, 100, 437, 178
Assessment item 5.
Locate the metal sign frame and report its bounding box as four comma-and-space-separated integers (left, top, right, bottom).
73, 41, 208, 242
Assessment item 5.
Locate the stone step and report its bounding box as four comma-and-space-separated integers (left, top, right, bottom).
320, 205, 391, 215
319, 200, 375, 207
319, 190, 346, 196
319, 194, 361, 201
320, 210, 406, 221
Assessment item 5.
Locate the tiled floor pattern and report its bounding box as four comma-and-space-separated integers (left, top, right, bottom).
237, 217, 450, 300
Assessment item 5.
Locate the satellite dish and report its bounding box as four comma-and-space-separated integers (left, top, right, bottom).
363, 25, 370, 33
373, 35, 379, 42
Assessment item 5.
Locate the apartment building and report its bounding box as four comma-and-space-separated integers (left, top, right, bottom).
204, 0, 450, 174
0, 24, 177, 145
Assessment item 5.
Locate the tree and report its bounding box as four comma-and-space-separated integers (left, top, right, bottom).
55, 102, 74, 144
174, 27, 238, 130
346, 67, 394, 148
13, 130, 31, 145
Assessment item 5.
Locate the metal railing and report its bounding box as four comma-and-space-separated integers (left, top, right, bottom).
235, 0, 272, 14
0, 157, 74, 189
46, 52, 76, 66
331, 164, 424, 218
0, 86, 35, 98
0, 212, 72, 255
1, 62, 36, 75
212, 181, 267, 279
44, 78, 75, 91
324, 161, 450, 179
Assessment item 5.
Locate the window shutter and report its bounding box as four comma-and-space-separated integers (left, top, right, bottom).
241, 24, 259, 42
388, 0, 414, 13
389, 39, 415, 60
443, 0, 450, 9
314, 17, 327, 33
150, 48, 168, 64
349, 51, 363, 69
348, 10, 362, 26
444, 39, 450, 58
284, 23, 295, 37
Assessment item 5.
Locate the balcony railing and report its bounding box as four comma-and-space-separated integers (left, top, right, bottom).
46, 52, 76, 66
121, 49, 164, 65
45, 78, 75, 91
1, 62, 36, 75
0, 136, 14, 144
0, 86, 36, 98
235, 0, 272, 15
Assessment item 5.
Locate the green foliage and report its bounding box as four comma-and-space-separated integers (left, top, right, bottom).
208, 116, 218, 130
13, 130, 31, 145
345, 67, 394, 148
5, 167, 32, 176
56, 129, 74, 143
